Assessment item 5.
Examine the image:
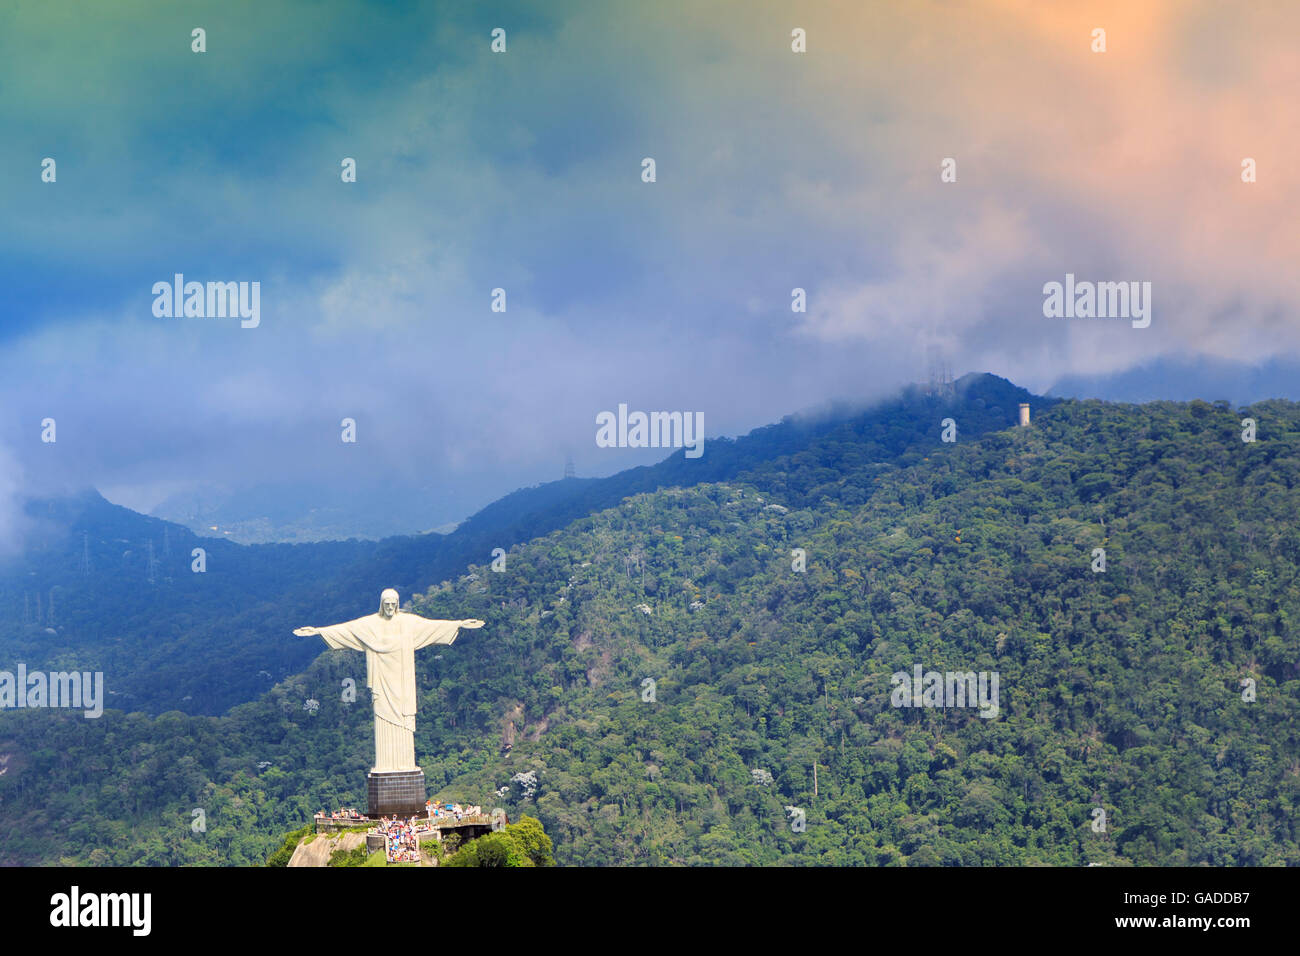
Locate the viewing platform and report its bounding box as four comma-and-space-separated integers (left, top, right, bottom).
314, 810, 502, 841
313, 812, 370, 833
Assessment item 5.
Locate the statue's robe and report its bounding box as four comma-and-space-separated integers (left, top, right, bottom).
317, 612, 466, 772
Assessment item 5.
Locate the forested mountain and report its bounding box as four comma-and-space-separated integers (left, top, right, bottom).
0, 374, 1038, 714
1, 384, 1297, 866
0, 492, 383, 714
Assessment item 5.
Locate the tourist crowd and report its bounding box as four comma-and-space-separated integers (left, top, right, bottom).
425, 801, 484, 823
375, 815, 430, 863
316, 807, 366, 823
313, 801, 490, 864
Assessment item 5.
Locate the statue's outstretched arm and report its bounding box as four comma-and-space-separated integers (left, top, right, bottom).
293, 626, 321, 637
310, 619, 368, 651
409, 617, 482, 649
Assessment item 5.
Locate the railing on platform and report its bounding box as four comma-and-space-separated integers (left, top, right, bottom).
314, 812, 502, 842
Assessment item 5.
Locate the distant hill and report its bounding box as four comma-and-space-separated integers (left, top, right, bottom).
0, 374, 1043, 715
150, 480, 460, 544
0, 490, 382, 713
1048, 355, 1300, 406
352, 372, 1046, 597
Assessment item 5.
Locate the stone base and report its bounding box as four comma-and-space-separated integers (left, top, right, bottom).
367, 769, 426, 818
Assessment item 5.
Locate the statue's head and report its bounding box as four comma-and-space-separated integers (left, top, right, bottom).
380, 589, 400, 618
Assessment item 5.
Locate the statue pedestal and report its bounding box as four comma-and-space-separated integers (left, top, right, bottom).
367, 769, 426, 818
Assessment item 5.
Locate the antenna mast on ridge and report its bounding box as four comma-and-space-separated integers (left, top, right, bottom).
925, 345, 954, 399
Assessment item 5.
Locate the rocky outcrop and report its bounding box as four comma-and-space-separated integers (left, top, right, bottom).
287, 831, 367, 867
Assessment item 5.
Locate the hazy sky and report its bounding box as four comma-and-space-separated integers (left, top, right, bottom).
2, 0, 1298, 537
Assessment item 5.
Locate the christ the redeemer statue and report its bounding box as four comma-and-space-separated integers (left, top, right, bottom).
294, 589, 483, 773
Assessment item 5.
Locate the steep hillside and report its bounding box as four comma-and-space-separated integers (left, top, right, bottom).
405, 397, 1300, 864
1, 392, 1296, 865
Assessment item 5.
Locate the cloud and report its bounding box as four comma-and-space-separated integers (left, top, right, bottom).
2, 0, 1298, 528
0, 443, 28, 558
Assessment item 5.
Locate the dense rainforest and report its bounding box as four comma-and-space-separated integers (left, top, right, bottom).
1, 382, 1297, 865
0, 375, 1036, 715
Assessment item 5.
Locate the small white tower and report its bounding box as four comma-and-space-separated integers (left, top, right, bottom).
1018, 403, 1031, 427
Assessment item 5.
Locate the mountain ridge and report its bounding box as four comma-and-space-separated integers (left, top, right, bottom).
1, 373, 1042, 715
